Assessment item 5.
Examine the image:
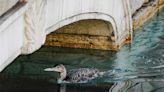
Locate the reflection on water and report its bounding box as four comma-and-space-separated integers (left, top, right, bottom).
0, 8, 164, 92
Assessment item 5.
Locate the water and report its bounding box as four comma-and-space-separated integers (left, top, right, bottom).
0, 8, 164, 92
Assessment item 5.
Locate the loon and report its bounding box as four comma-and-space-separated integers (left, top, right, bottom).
44, 64, 100, 83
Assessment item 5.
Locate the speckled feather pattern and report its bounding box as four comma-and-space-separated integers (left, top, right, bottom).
65, 68, 99, 83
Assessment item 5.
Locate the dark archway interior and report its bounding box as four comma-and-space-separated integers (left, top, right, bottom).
45, 19, 116, 50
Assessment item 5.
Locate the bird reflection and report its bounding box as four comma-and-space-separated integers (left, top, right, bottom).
59, 84, 66, 92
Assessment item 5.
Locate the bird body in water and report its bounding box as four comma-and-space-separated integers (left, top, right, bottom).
44, 64, 100, 83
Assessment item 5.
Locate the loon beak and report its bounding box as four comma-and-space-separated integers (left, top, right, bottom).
44, 68, 55, 71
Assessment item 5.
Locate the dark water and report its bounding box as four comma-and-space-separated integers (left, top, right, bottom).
0, 8, 164, 92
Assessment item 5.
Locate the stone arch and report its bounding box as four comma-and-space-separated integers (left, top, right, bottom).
45, 12, 120, 50
21, 0, 133, 53
46, 12, 118, 43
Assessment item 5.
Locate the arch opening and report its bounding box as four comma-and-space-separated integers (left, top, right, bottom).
45, 19, 118, 50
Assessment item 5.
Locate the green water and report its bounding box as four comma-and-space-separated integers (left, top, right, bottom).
0, 8, 164, 92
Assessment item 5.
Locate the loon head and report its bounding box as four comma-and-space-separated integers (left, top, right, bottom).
44, 64, 66, 73
44, 64, 67, 81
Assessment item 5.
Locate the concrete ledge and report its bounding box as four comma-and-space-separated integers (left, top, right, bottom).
45, 34, 117, 50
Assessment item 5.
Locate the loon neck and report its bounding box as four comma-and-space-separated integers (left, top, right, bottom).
59, 67, 67, 81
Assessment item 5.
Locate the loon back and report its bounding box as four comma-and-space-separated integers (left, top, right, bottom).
65, 68, 99, 82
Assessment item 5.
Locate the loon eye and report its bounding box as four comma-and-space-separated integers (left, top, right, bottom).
56, 66, 60, 68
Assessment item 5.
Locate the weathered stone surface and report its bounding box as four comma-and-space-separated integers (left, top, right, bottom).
0, 0, 19, 16
46, 0, 132, 47
129, 0, 158, 15
133, 0, 164, 30
45, 34, 118, 50
45, 18, 132, 50
129, 0, 145, 14
159, 0, 164, 7
55, 20, 113, 36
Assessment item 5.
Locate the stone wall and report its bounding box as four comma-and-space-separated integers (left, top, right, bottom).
0, 0, 19, 16
132, 0, 164, 29
129, 0, 149, 14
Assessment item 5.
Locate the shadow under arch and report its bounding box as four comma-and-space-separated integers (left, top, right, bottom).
46, 12, 118, 42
